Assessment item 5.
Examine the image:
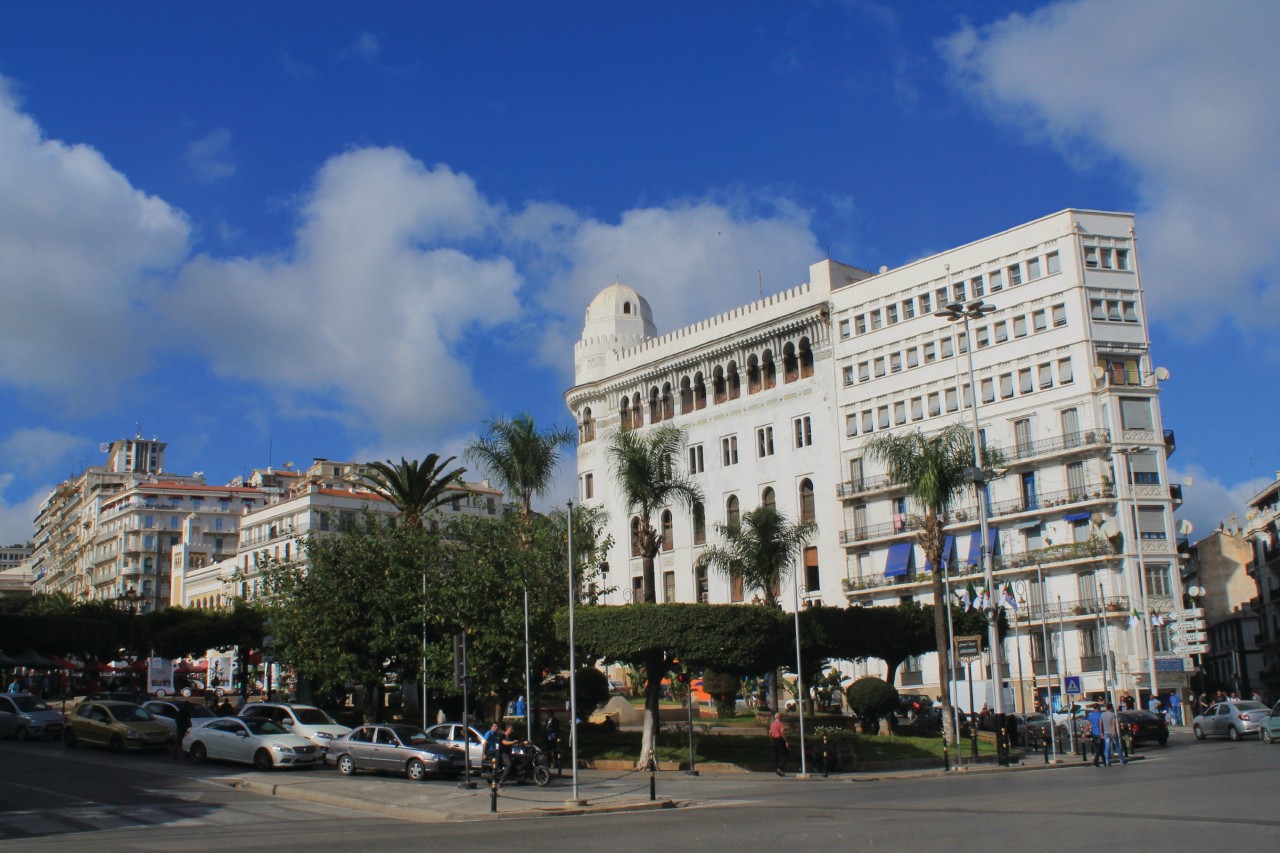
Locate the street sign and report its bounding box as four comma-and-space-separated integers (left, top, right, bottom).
1172, 643, 1208, 655
954, 635, 983, 662
1064, 676, 1081, 694
1166, 608, 1204, 620
1168, 629, 1207, 642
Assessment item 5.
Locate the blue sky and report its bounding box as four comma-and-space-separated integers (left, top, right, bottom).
2, 1, 1278, 545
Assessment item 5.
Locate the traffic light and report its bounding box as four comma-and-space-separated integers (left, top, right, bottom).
676, 672, 690, 685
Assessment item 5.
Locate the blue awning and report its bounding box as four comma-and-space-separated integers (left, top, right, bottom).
1063, 512, 1091, 522
924, 535, 956, 573
885, 542, 914, 578
965, 528, 999, 565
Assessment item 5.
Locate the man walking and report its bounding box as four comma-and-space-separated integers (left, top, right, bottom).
1087, 703, 1104, 766
769, 712, 789, 777
1099, 703, 1124, 766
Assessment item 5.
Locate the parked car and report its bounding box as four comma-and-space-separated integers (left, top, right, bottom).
1117, 709, 1168, 746
84, 691, 145, 705
0, 694, 65, 740
326, 724, 467, 781
142, 700, 218, 736
424, 722, 487, 769
63, 701, 170, 752
1009, 712, 1053, 746
238, 703, 350, 751
183, 716, 319, 770
1192, 701, 1271, 741
1259, 701, 1280, 745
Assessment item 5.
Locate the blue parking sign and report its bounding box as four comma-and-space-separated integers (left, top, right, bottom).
1064, 676, 1081, 694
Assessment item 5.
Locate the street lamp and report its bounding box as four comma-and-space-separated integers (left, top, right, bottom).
1112, 446, 1160, 707
934, 298, 1008, 763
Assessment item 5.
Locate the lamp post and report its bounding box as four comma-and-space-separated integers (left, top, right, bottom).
791, 561, 808, 778
1034, 563, 1057, 759
1113, 446, 1160, 706
934, 298, 1007, 763
566, 500, 580, 804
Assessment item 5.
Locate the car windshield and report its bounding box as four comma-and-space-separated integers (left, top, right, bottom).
1234, 702, 1267, 712
393, 727, 437, 746
111, 706, 154, 723
294, 708, 337, 725
245, 719, 287, 736
11, 696, 50, 712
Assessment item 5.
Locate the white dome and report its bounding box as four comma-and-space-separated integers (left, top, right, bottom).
581, 283, 656, 342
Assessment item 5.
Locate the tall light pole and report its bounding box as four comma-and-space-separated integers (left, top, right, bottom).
934, 298, 1007, 762
1113, 446, 1160, 706
566, 500, 580, 803
790, 561, 808, 778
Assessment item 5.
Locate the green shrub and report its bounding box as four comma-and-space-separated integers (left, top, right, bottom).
574, 667, 611, 713
846, 677, 898, 734
701, 668, 740, 718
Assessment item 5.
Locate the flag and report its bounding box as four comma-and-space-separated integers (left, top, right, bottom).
961, 581, 976, 612
977, 586, 992, 611
1151, 612, 1165, 626
1129, 609, 1141, 627
1001, 584, 1018, 612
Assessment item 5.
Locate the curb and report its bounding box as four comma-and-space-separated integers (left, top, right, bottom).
226, 777, 677, 822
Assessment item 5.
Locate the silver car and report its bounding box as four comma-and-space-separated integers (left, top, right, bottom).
1192, 701, 1271, 741
0, 694, 65, 740
424, 722, 488, 769
326, 724, 466, 781
142, 700, 217, 736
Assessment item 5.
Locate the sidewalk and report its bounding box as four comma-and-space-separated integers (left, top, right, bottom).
221, 750, 1102, 822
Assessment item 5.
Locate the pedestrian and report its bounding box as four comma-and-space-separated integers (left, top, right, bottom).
1087, 704, 1104, 766
482, 722, 502, 770
6, 677, 20, 694
1099, 703, 1123, 766
1148, 693, 1162, 717
173, 702, 192, 760
769, 712, 789, 777
497, 725, 520, 785
218, 697, 236, 717
544, 712, 561, 772
1166, 692, 1180, 725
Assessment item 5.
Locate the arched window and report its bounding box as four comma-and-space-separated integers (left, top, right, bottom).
727, 360, 741, 400
799, 479, 815, 524
623, 301, 632, 314
580, 407, 595, 442
661, 509, 674, 551
783, 342, 799, 383
661, 382, 675, 421
761, 487, 776, 511
692, 501, 706, 545
746, 354, 761, 394
762, 349, 777, 389
649, 386, 662, 423
799, 337, 815, 378
712, 366, 727, 404
695, 565, 709, 603
679, 377, 693, 414
693, 372, 707, 410
630, 517, 643, 557
631, 393, 644, 427
726, 495, 740, 530
804, 546, 820, 592
619, 398, 632, 432
730, 574, 744, 603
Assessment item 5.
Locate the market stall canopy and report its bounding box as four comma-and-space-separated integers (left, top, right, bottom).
9, 649, 58, 668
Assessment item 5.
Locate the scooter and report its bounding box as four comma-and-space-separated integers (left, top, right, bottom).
484, 742, 552, 787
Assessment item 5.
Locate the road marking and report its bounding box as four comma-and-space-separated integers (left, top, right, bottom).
0, 778, 96, 806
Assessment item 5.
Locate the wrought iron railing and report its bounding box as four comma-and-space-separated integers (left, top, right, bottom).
1006, 429, 1112, 462
838, 515, 923, 544
836, 473, 896, 498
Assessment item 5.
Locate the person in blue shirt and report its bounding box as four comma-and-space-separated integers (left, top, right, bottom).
1167, 692, 1181, 725
1087, 704, 1104, 766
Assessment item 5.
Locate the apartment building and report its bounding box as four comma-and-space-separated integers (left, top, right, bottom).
567, 209, 1183, 705
1245, 475, 1280, 702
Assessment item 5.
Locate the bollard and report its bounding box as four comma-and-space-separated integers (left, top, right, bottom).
490, 767, 498, 813
1043, 732, 1049, 764
648, 747, 656, 802
942, 730, 950, 772
823, 734, 830, 778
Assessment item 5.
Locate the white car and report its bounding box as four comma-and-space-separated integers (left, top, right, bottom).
183, 716, 320, 770
424, 722, 487, 769
142, 700, 218, 735
238, 703, 350, 751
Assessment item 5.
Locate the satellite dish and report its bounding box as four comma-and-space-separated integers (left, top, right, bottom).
1178, 519, 1194, 536
1099, 520, 1120, 540
1092, 366, 1106, 380
1184, 476, 1194, 487
1189, 585, 1204, 597
284, 461, 296, 470
1155, 366, 1170, 381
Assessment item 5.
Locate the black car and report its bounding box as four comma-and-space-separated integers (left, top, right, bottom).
1118, 709, 1168, 746
895, 694, 941, 730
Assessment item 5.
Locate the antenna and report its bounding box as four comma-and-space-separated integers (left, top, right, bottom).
758, 270, 763, 300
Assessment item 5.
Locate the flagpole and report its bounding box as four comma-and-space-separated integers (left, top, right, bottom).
944, 564, 961, 754
1009, 586, 1024, 715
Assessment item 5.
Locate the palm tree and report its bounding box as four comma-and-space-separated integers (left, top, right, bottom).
696, 504, 815, 711
465, 414, 575, 731
696, 505, 815, 607
865, 423, 992, 746
605, 424, 703, 603
464, 414, 575, 519
361, 454, 467, 527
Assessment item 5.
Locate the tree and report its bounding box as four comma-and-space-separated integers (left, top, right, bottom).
701, 668, 741, 718
695, 505, 816, 606
866, 423, 1002, 746
846, 676, 899, 734
569, 603, 790, 764
605, 425, 703, 603
465, 413, 575, 728
361, 454, 467, 527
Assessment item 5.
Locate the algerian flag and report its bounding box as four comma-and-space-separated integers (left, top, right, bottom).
977, 586, 992, 611
1151, 612, 1165, 626
1129, 608, 1141, 627
1001, 584, 1018, 612
961, 581, 976, 612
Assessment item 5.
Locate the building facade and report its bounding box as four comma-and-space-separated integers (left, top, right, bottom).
1245, 475, 1280, 702
1181, 529, 1264, 700
567, 209, 1184, 706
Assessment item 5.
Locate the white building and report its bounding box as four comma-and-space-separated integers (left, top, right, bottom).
567, 209, 1183, 705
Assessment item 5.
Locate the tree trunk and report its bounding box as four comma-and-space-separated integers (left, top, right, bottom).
642, 552, 657, 603
931, 568, 956, 745
637, 652, 665, 767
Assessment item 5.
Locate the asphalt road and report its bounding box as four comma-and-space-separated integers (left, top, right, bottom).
2, 732, 1276, 851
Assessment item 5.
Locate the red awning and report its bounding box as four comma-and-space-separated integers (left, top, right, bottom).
47, 655, 78, 670
81, 660, 113, 672
247, 650, 262, 665
175, 660, 198, 673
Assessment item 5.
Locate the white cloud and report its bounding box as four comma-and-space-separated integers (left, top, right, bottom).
0, 474, 48, 545
1168, 463, 1271, 541
343, 33, 382, 64
0, 428, 85, 476
941, 0, 1280, 334
0, 77, 190, 406
166, 148, 522, 450
186, 127, 235, 181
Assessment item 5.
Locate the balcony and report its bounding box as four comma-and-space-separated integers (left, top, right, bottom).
1164, 429, 1176, 457
1005, 429, 1112, 464
836, 473, 897, 499
1169, 483, 1183, 508
839, 515, 923, 544
993, 538, 1120, 571
987, 482, 1115, 518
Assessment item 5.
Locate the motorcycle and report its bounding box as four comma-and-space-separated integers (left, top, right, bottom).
484, 741, 552, 787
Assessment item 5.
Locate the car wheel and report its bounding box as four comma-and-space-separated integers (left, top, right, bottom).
533, 766, 551, 787
15, 726, 30, 742
110, 735, 125, 753
1193, 724, 1205, 740
338, 754, 357, 776
254, 749, 274, 771
1157, 736, 1168, 747
1261, 728, 1272, 744
190, 742, 208, 764
406, 759, 427, 781
1228, 725, 1241, 742
180, 688, 192, 698
63, 729, 78, 748
215, 688, 226, 699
